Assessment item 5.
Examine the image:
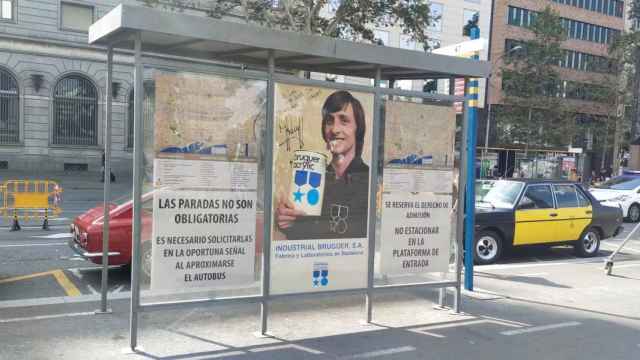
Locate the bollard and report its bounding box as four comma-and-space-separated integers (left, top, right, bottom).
10, 210, 21, 231
42, 208, 49, 230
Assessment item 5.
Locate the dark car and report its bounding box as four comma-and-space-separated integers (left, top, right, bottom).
474, 179, 623, 264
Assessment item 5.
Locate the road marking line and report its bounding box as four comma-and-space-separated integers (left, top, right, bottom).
0, 311, 95, 323
87, 285, 99, 295
479, 257, 605, 271
410, 317, 523, 338
501, 322, 581, 336
31, 233, 72, 239
345, 346, 416, 359
0, 242, 66, 248
601, 244, 640, 254
249, 344, 324, 355
0, 270, 57, 284
51, 270, 81, 297
0, 225, 67, 230
480, 315, 531, 327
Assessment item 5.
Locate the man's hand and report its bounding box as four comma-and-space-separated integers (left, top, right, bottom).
276, 196, 305, 230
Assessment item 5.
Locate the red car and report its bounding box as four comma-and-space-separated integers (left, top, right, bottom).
69, 192, 264, 279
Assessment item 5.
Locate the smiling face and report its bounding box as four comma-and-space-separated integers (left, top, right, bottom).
323, 103, 357, 158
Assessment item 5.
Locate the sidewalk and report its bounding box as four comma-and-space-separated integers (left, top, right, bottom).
1, 255, 639, 360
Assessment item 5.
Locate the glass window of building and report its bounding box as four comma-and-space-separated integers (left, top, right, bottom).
0, 67, 19, 144
52, 74, 98, 146
373, 29, 390, 45
61, 2, 94, 32
429, 3, 443, 32
0, 0, 14, 21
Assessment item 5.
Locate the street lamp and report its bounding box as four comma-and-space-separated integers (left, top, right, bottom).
481, 45, 523, 176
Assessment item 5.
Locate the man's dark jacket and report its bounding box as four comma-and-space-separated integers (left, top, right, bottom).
282, 157, 369, 240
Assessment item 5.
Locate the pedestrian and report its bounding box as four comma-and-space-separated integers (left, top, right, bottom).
101, 150, 116, 183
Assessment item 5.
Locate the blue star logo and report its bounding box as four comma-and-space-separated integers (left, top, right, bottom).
293, 189, 304, 202
313, 279, 319, 287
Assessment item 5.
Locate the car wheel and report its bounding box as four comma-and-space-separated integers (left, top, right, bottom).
140, 241, 152, 283
627, 204, 640, 223
574, 227, 600, 257
474, 230, 503, 265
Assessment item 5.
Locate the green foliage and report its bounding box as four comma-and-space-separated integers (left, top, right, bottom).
143, 0, 436, 49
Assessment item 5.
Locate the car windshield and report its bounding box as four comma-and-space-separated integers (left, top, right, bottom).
595, 176, 640, 190
476, 180, 524, 208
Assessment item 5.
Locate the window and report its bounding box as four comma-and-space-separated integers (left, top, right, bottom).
463, 9, 479, 35
553, 185, 580, 208
0, 67, 19, 144
429, 3, 443, 32
61, 2, 94, 32
52, 74, 98, 146
399, 35, 417, 50
0, 0, 14, 21
127, 82, 155, 149
576, 189, 591, 207
519, 185, 555, 209
373, 30, 389, 45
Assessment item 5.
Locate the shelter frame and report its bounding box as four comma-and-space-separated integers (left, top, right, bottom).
89, 4, 490, 351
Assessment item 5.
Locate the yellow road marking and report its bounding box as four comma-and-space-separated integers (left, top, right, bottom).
0, 269, 81, 297
0, 270, 56, 284
51, 270, 81, 297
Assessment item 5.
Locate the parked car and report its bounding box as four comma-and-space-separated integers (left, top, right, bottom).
68, 191, 264, 279
474, 179, 623, 265
589, 175, 640, 223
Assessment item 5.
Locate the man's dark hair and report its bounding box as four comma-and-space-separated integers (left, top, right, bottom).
321, 90, 366, 157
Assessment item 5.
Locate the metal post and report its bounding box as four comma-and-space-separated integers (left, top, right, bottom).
97, 45, 114, 315
463, 26, 480, 291
130, 33, 144, 351
260, 50, 275, 336
454, 92, 470, 313
365, 66, 382, 323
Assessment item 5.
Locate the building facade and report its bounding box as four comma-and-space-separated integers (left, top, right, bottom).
485, 0, 625, 177
487, 0, 624, 132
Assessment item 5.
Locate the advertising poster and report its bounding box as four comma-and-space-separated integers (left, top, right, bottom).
150, 71, 265, 291
380, 100, 455, 276
271, 83, 374, 294
380, 190, 452, 275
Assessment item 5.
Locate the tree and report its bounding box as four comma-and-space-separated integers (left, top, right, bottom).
496, 6, 572, 151
142, 0, 436, 48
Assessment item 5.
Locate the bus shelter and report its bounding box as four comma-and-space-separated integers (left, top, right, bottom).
89, 4, 490, 351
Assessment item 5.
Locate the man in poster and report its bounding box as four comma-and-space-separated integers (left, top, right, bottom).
276, 90, 370, 239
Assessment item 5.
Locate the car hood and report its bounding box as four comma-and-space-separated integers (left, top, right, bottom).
589, 188, 631, 201
74, 204, 117, 228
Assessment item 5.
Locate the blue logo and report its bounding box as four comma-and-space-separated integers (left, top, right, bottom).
293, 170, 322, 206
312, 263, 329, 287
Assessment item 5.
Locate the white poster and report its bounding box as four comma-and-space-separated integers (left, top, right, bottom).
380, 192, 452, 275
383, 168, 453, 193
154, 158, 257, 190
150, 189, 257, 290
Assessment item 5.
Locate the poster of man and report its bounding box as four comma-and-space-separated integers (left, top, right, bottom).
273, 86, 374, 240
270, 83, 374, 294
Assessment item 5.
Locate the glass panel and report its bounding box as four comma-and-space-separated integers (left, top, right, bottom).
553, 185, 580, 208
376, 98, 457, 286
519, 185, 554, 209
139, 69, 267, 303
577, 188, 591, 207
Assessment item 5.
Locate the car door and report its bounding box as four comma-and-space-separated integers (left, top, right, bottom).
552, 184, 593, 241
514, 184, 559, 245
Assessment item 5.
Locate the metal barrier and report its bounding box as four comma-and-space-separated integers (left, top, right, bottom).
0, 180, 63, 231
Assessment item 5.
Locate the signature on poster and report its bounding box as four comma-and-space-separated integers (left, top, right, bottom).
278, 115, 304, 152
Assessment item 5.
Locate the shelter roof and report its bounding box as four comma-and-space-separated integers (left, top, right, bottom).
89, 4, 490, 80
